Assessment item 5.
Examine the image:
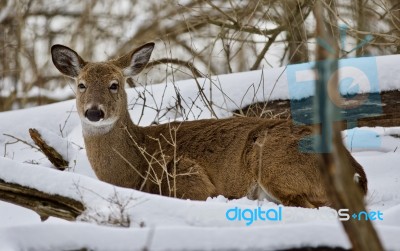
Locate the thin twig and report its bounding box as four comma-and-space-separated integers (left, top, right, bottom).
147, 58, 203, 78
3, 133, 41, 151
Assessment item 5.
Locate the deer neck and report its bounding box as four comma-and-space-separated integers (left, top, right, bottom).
82, 111, 147, 189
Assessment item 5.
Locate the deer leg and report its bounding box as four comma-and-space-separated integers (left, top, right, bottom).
162, 157, 217, 200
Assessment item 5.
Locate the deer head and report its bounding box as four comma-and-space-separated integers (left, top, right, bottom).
51, 43, 154, 135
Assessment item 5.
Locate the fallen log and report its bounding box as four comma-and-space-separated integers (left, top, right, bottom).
0, 178, 84, 221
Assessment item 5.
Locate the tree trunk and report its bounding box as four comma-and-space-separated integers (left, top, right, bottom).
313, 2, 384, 251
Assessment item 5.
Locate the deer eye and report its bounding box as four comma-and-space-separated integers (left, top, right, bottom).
77, 83, 86, 93
134, 63, 144, 69
109, 81, 119, 93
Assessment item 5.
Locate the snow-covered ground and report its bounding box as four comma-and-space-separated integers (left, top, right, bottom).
0, 55, 400, 250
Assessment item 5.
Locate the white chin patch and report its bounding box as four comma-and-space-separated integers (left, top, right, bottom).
82, 117, 117, 135
84, 117, 106, 125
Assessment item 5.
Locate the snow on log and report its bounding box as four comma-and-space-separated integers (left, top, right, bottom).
0, 178, 84, 221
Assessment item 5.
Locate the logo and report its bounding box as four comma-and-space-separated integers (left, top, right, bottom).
225, 207, 383, 226
336, 209, 383, 221
285, 25, 381, 153
225, 206, 282, 226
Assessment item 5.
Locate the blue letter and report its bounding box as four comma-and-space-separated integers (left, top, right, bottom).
369, 211, 377, 221
358, 211, 368, 221
377, 211, 384, 220
242, 209, 254, 226
266, 208, 280, 221
226, 207, 238, 221
258, 207, 266, 221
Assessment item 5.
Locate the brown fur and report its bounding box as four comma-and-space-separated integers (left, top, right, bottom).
51, 43, 368, 207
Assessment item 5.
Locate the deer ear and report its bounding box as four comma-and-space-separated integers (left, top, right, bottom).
113, 42, 154, 77
51, 44, 86, 78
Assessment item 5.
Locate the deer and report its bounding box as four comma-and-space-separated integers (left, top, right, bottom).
51, 42, 368, 208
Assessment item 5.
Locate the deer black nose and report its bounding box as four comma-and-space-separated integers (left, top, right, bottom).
85, 108, 105, 122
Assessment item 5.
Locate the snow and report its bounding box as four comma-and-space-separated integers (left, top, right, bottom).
22, 86, 75, 101
0, 54, 400, 250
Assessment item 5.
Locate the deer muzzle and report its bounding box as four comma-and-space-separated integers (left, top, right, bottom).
85, 107, 105, 122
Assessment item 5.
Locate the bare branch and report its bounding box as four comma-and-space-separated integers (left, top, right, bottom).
3, 133, 41, 151
206, 18, 282, 36
250, 30, 281, 70
147, 58, 203, 78
29, 128, 69, 170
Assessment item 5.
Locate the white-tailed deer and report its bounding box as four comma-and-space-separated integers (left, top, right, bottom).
51, 42, 367, 207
